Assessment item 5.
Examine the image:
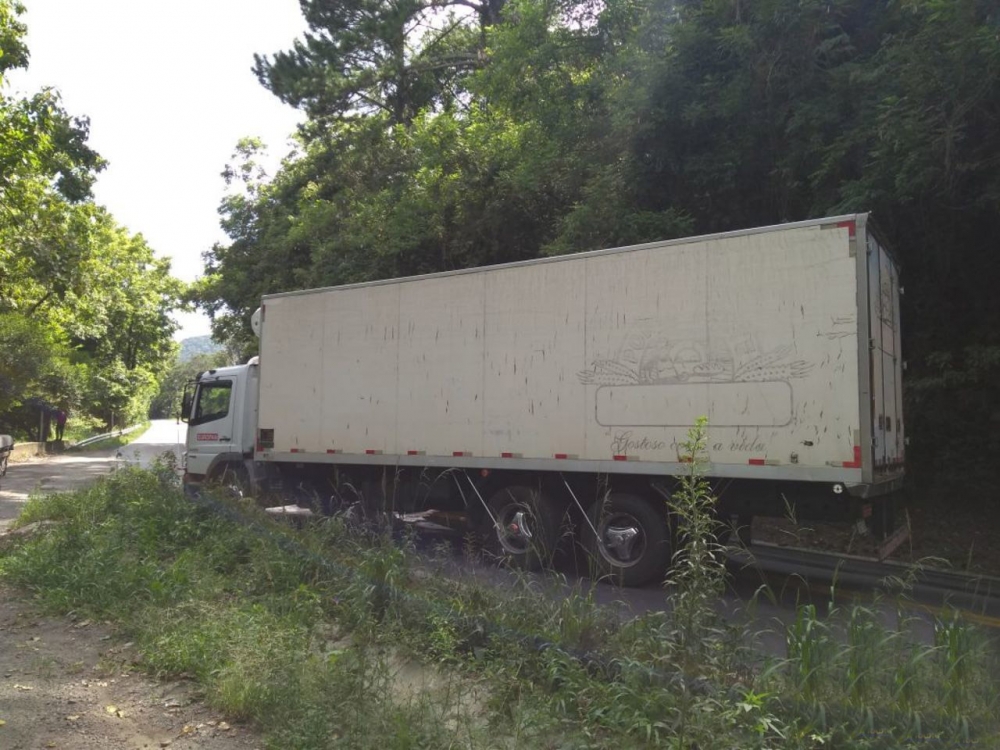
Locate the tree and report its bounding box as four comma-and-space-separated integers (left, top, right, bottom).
1, 1, 105, 317
253, 0, 490, 128
0, 0, 182, 436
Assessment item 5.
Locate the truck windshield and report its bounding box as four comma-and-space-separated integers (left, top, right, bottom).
191, 380, 233, 426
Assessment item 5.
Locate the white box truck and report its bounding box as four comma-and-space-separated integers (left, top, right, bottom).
182, 213, 905, 585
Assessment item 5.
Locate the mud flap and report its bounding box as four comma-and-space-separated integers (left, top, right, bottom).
877, 512, 910, 561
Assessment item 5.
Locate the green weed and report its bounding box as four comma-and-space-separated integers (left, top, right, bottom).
1, 453, 998, 748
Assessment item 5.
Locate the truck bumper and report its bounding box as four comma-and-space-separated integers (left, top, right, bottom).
182, 472, 206, 498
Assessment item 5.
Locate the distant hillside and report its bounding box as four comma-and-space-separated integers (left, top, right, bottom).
179, 335, 222, 362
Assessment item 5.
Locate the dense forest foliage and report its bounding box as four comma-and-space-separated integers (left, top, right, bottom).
192, 0, 999, 497
0, 0, 181, 439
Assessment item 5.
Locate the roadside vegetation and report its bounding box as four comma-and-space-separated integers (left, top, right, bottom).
64, 420, 152, 452
2, 428, 997, 749
0, 1, 182, 443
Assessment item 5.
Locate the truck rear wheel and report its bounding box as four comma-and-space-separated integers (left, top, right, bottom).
484, 485, 561, 572
584, 492, 670, 587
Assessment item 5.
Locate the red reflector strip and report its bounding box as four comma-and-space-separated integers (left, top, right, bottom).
326, 449, 341, 454
453, 451, 471, 457
748, 458, 766, 466
554, 453, 578, 460
613, 455, 628, 461
365, 449, 382, 455
290, 448, 303, 453
407, 450, 425, 456
500, 452, 522, 459
843, 445, 862, 468
837, 220, 856, 238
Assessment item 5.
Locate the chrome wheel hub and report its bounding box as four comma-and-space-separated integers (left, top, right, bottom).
498, 506, 534, 554
598, 513, 646, 567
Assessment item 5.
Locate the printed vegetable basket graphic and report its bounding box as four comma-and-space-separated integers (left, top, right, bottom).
578, 333, 812, 428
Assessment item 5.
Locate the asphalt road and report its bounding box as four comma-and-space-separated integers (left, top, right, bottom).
114, 419, 186, 467
0, 420, 185, 533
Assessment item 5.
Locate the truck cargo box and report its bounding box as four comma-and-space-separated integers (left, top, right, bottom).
255, 214, 903, 495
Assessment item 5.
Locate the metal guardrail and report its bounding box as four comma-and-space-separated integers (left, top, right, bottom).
731, 542, 1000, 626
72, 423, 146, 449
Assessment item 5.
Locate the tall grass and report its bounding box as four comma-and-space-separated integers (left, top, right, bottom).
1, 448, 998, 748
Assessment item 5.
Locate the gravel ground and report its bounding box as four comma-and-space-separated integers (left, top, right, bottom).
0, 585, 261, 750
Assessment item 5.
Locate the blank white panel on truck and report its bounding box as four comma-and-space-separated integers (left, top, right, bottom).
319, 283, 399, 455
258, 293, 325, 452
483, 260, 588, 459
397, 273, 485, 457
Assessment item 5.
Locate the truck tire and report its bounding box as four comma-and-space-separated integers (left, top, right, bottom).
584, 492, 670, 587
212, 462, 251, 500
484, 485, 561, 572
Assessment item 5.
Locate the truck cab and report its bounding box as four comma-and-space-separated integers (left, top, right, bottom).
181, 359, 258, 489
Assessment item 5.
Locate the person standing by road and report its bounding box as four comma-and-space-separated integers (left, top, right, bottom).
56, 408, 67, 441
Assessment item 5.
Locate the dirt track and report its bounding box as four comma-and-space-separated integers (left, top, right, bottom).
0, 586, 261, 750
0, 423, 263, 749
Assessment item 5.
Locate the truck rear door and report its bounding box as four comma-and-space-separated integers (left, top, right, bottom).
866, 230, 905, 475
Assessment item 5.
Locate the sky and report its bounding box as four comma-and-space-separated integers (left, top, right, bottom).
7, 0, 307, 340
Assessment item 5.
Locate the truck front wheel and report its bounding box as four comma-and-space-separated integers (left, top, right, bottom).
584, 492, 670, 587
484, 485, 561, 572
211, 462, 251, 500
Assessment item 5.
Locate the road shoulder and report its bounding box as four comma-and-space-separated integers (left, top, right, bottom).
0, 584, 261, 750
